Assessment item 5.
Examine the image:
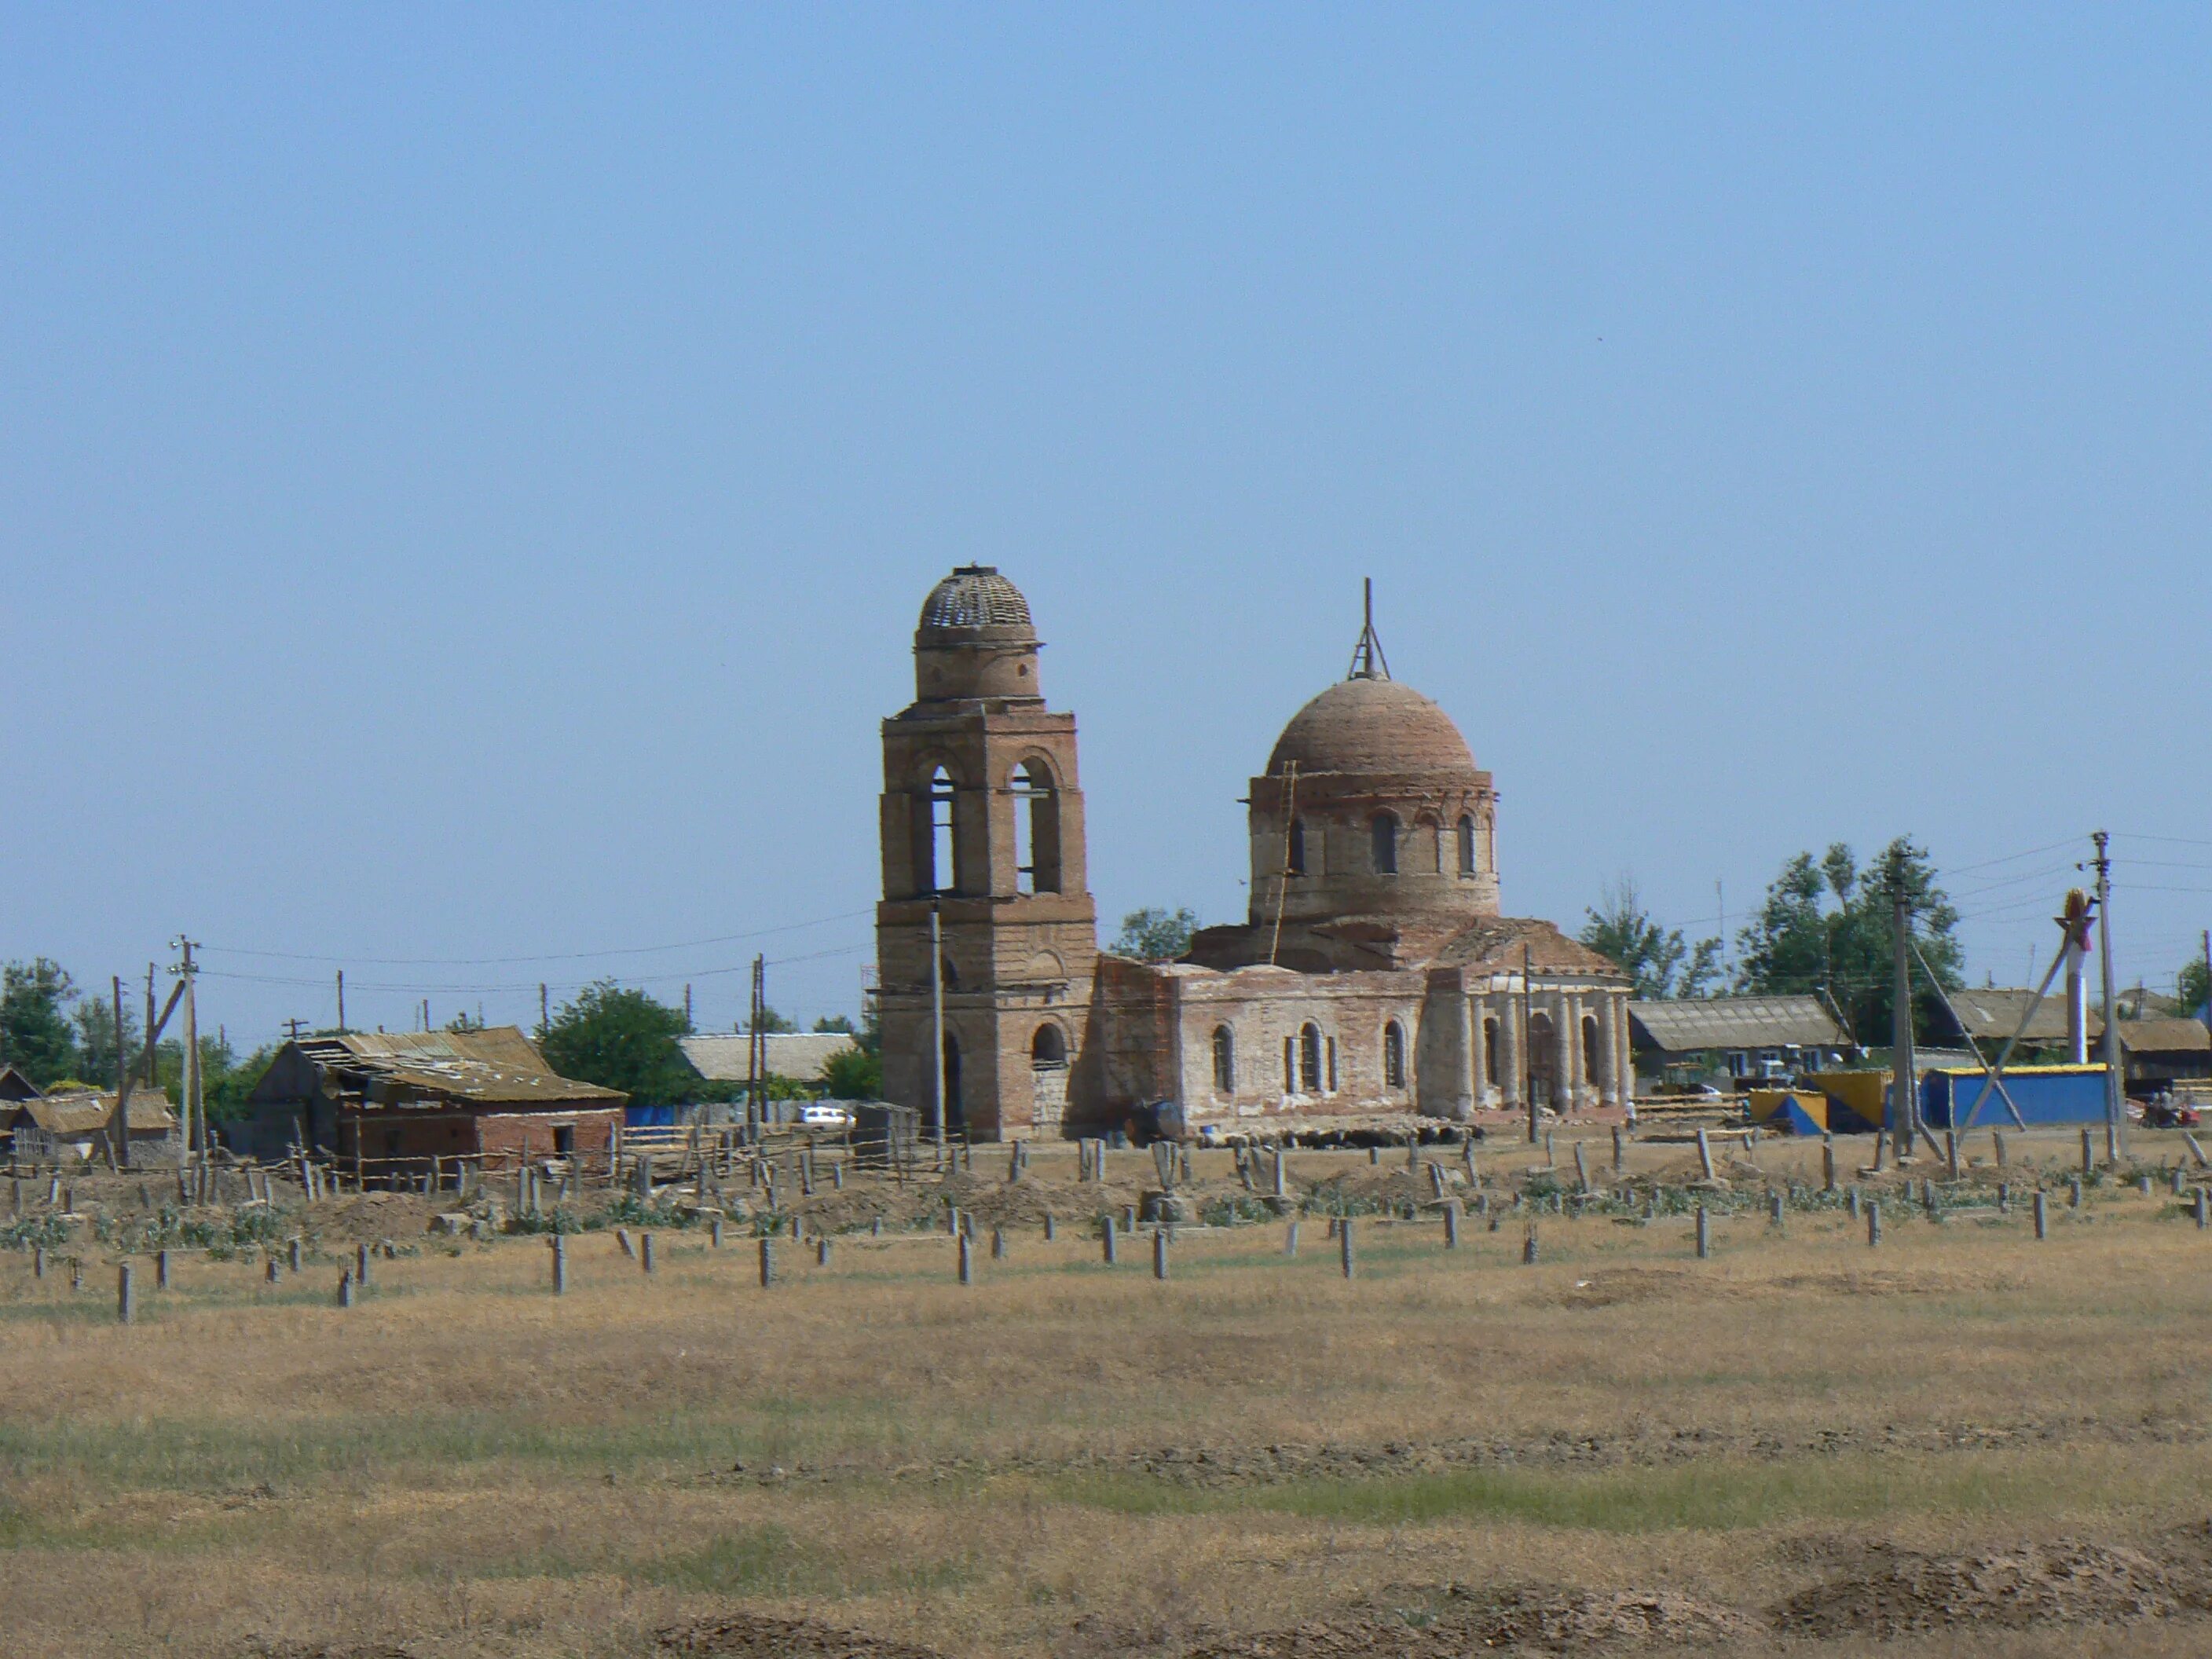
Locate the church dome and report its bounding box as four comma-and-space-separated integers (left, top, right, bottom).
1267, 676, 1476, 776
917, 566, 1035, 641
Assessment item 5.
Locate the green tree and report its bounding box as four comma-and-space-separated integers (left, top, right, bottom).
540, 982, 698, 1108
2180, 955, 2210, 1021
0, 959, 80, 1088
1111, 906, 1200, 962
745, 1005, 796, 1034
206, 1043, 280, 1122
71, 991, 140, 1089
821, 1046, 884, 1101
1734, 838, 1961, 1044
812, 1014, 856, 1034
1579, 875, 1722, 998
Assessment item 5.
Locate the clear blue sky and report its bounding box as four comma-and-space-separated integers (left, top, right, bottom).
5, 5, 2208, 1046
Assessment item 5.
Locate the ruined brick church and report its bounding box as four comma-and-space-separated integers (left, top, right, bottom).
875, 566, 1631, 1141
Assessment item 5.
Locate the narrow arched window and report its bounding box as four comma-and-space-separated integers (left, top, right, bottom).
1212, 1025, 1236, 1093
1298, 1023, 1323, 1093
928, 766, 958, 894
1456, 815, 1477, 876
1284, 1035, 1295, 1093
1012, 760, 1060, 894
1383, 1021, 1406, 1089
1032, 1024, 1067, 1066
1287, 817, 1306, 877
1370, 811, 1398, 875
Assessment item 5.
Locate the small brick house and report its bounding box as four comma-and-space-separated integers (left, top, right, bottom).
239, 1027, 624, 1177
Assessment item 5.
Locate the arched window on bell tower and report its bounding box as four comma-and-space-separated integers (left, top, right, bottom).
1456, 814, 1478, 876
1011, 760, 1060, 895
928, 766, 958, 894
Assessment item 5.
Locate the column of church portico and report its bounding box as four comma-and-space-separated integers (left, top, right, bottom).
1556, 993, 1579, 1115
1617, 994, 1637, 1111
1467, 998, 1489, 1110
1595, 994, 1620, 1108
1499, 998, 1522, 1108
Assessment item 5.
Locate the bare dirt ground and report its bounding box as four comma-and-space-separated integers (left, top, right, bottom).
5, 1128, 2212, 1657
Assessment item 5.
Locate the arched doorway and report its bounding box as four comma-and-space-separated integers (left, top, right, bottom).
1031, 1022, 1069, 1133
1526, 1012, 1556, 1108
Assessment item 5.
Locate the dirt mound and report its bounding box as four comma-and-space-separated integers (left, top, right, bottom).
1775, 1537, 2212, 1639
243, 1645, 416, 1659
1179, 1585, 1758, 1656
658, 1612, 947, 1658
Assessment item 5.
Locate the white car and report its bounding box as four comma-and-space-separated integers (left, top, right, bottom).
800, 1103, 853, 1130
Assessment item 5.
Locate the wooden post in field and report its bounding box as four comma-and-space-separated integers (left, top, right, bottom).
1695, 1130, 1716, 1181
338, 1271, 355, 1308
758, 1237, 775, 1287
958, 1234, 973, 1285
1339, 1217, 1355, 1279
2034, 1190, 2049, 1240
2195, 1188, 2207, 1231
991, 1226, 1006, 1262
1866, 1202, 1882, 1247
1994, 1130, 2009, 1168
615, 1228, 635, 1260
551, 1235, 568, 1293
355, 1243, 371, 1289
287, 1238, 302, 1273
1611, 1125, 1624, 1174
1945, 1132, 1960, 1181
1998, 1181, 2011, 1213
1522, 1226, 1538, 1265
1284, 1220, 1299, 1256
1768, 1192, 1784, 1228
1101, 1217, 1118, 1265
1273, 1148, 1287, 1199
156, 1248, 171, 1291
640, 1232, 656, 1275
2081, 1126, 2095, 1175
117, 1263, 136, 1325
1572, 1141, 1591, 1195
1822, 1139, 1837, 1194
817, 1237, 832, 1268
1444, 1200, 1460, 1250
1694, 1207, 1711, 1258
2187, 1133, 2210, 1169
2069, 1177, 2083, 1209
1152, 1228, 1169, 1281
1043, 1214, 1056, 1242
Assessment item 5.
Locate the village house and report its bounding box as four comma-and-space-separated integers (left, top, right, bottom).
4, 1087, 181, 1166
237, 1027, 624, 1177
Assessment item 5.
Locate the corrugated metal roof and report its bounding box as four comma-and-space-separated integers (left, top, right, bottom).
1630, 995, 1846, 1053
681, 1032, 859, 1083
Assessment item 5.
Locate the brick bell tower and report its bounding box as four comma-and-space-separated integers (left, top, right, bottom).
875, 566, 1097, 1141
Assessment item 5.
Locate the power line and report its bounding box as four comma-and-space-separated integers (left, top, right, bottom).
198, 907, 874, 968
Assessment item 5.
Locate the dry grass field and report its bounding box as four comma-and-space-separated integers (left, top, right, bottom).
6, 1129, 2212, 1658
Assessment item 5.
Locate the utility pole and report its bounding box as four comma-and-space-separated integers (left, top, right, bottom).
539, 982, 550, 1037
1889, 846, 1919, 1160
111, 976, 133, 1171
284, 1018, 305, 1042
178, 938, 200, 1167
683, 983, 693, 1031
2201, 929, 2210, 1040
335, 969, 346, 1035
144, 966, 158, 1086
2093, 830, 2123, 1161
929, 902, 947, 1153
748, 954, 767, 1140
